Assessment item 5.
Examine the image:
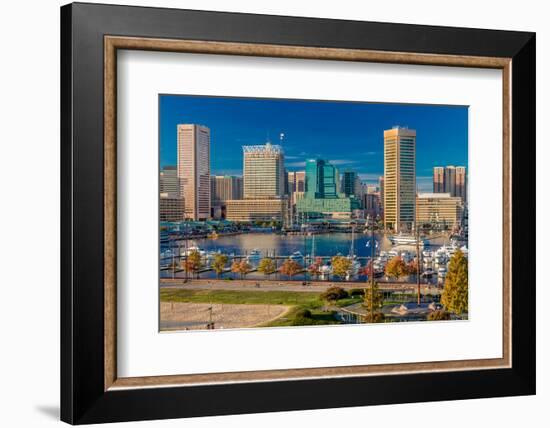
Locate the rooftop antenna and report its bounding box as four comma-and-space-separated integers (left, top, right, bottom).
279, 132, 285, 143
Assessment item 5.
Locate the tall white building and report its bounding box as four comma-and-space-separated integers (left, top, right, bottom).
243, 143, 285, 199
177, 124, 210, 220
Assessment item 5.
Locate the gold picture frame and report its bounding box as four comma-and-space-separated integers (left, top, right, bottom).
103, 36, 512, 391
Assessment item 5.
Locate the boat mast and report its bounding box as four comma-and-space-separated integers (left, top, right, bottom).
350, 221, 355, 258
415, 186, 421, 306
369, 214, 375, 321
416, 223, 421, 306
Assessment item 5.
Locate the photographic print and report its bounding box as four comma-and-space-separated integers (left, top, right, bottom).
159, 95, 469, 331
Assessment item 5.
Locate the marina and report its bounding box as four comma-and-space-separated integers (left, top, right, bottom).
160, 231, 466, 284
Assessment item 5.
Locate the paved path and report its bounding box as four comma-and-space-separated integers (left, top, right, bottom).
160, 278, 442, 295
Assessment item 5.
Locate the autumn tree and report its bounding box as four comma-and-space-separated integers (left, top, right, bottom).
441, 249, 468, 317
385, 256, 408, 281
239, 260, 252, 279
257, 258, 276, 277
407, 258, 419, 275
231, 260, 251, 280
230, 260, 240, 278
307, 257, 323, 279
359, 260, 374, 278
331, 256, 352, 280
183, 250, 204, 279
211, 254, 228, 278
280, 259, 302, 279
363, 282, 384, 323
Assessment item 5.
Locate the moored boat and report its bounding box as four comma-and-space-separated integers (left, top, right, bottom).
388, 233, 429, 247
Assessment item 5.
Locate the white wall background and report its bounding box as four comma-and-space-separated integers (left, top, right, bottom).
0, 0, 546, 427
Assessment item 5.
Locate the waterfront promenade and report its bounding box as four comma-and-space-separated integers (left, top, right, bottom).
160, 278, 442, 295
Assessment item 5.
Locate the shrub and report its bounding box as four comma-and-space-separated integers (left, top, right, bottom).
320, 286, 349, 302
294, 308, 312, 319
349, 288, 365, 297
369, 312, 385, 323
427, 310, 451, 321
291, 316, 314, 326
291, 308, 315, 326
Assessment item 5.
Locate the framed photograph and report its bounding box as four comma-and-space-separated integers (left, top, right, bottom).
61, 2, 535, 424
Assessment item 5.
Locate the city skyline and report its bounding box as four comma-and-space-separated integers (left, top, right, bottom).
160, 94, 468, 192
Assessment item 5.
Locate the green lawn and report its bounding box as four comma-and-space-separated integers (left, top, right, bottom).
263, 307, 339, 327
161, 288, 324, 308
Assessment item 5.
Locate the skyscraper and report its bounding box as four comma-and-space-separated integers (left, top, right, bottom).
297, 159, 360, 218
177, 124, 210, 220
287, 170, 306, 194
433, 165, 467, 204
243, 143, 285, 199
455, 166, 467, 204
378, 176, 385, 216
295, 171, 306, 192
305, 159, 339, 199
286, 171, 295, 195
383, 126, 416, 231
433, 167, 445, 193
444, 166, 457, 197
211, 175, 243, 204
364, 193, 381, 217
341, 170, 358, 197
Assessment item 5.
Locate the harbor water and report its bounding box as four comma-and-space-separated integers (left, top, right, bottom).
160, 231, 453, 281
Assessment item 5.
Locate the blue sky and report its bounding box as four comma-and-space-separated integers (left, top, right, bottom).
160, 95, 468, 192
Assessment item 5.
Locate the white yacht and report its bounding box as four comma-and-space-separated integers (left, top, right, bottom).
246, 249, 261, 261
319, 264, 332, 279
345, 256, 361, 280
421, 268, 435, 278
182, 245, 206, 257
388, 249, 399, 259
422, 250, 433, 258
388, 233, 429, 247
437, 266, 447, 280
